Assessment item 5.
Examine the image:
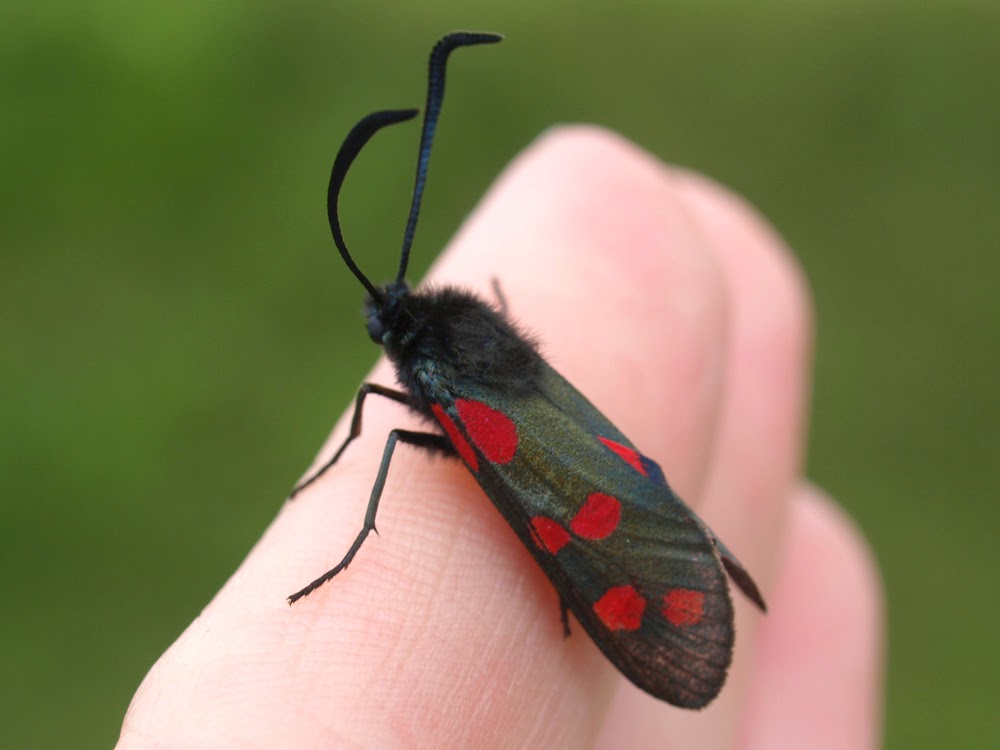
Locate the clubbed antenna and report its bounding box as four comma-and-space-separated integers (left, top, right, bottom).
395, 31, 503, 283
326, 108, 419, 302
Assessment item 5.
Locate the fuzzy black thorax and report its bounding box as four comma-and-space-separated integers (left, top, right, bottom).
368, 285, 543, 413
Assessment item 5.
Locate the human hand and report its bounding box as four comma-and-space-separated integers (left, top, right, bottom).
117, 127, 883, 749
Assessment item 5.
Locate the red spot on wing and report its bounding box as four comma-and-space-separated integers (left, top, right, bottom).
431, 403, 479, 472
662, 588, 705, 627
455, 399, 518, 464
570, 492, 621, 540
530, 516, 570, 554
598, 436, 648, 477
594, 585, 646, 631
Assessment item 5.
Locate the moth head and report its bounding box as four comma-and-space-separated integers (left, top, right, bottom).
364, 280, 410, 345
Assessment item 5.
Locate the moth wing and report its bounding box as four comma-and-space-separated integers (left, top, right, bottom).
435, 364, 761, 707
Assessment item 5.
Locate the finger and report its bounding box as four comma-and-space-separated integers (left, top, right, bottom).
118, 126, 731, 748
743, 485, 885, 750
597, 168, 813, 747
672, 169, 814, 744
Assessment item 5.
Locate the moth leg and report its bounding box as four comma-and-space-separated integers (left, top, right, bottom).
289, 383, 413, 500
490, 277, 509, 316
560, 598, 572, 638
288, 429, 453, 603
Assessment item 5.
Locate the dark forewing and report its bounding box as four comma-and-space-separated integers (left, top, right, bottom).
429, 363, 750, 707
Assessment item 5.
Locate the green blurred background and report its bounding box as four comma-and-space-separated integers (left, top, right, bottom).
3, 2, 997, 747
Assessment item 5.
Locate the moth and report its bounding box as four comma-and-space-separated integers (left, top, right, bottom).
288, 31, 765, 709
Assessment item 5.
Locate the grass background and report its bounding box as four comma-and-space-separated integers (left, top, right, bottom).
3, 2, 997, 747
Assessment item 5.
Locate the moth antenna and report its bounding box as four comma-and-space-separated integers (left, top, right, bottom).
327, 108, 419, 302
396, 31, 503, 284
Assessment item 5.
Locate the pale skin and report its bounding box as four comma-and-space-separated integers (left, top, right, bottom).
117, 127, 884, 749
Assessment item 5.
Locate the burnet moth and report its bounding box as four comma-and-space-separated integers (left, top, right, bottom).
288, 31, 767, 709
